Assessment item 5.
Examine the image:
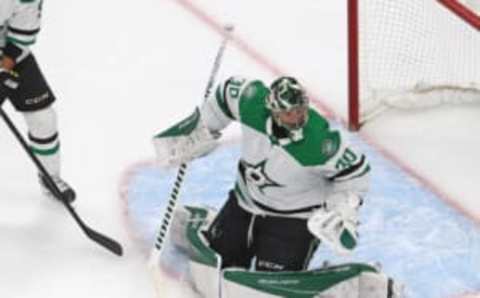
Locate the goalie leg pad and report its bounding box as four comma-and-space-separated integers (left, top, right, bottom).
221, 264, 403, 298
359, 272, 404, 298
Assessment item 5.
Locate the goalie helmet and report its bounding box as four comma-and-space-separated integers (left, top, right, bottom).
266, 76, 309, 131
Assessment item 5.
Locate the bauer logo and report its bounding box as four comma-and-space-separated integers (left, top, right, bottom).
257, 278, 300, 285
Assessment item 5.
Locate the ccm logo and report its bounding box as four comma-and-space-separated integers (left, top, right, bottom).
26, 92, 49, 105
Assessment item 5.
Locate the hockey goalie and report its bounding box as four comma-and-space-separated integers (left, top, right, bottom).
152, 75, 404, 297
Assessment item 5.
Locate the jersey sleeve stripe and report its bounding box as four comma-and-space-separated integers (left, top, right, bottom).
331, 162, 370, 182
348, 164, 371, 180
328, 155, 367, 181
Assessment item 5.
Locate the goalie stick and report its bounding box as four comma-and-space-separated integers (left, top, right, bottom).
0, 106, 123, 256
148, 24, 235, 268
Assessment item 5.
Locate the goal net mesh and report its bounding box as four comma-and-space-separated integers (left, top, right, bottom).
358, 1, 480, 123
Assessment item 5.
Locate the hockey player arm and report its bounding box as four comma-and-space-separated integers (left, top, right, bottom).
308, 132, 370, 255
4, 0, 42, 64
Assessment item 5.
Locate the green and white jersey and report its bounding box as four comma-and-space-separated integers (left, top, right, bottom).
0, 0, 42, 61
200, 76, 370, 219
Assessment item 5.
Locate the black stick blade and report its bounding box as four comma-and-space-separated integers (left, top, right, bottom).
1, 107, 123, 256
85, 227, 123, 256
63, 201, 123, 256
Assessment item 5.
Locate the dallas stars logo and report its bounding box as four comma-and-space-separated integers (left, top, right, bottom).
242, 160, 283, 194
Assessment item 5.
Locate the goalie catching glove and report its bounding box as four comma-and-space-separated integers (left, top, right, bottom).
307, 192, 362, 256
153, 108, 219, 166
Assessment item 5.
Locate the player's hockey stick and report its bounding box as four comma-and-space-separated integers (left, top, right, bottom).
0, 106, 123, 256
148, 24, 234, 267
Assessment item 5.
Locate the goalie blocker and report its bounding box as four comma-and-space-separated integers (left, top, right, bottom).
162, 204, 404, 298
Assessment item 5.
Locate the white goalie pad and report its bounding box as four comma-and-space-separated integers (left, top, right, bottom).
154, 204, 404, 298
155, 204, 222, 298
221, 264, 404, 298
153, 108, 219, 166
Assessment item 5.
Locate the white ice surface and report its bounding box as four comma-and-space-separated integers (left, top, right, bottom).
0, 1, 478, 298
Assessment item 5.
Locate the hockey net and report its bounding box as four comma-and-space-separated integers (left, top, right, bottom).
348, 0, 480, 130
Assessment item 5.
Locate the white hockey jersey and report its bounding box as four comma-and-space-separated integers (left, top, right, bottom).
200, 77, 370, 219
0, 0, 42, 61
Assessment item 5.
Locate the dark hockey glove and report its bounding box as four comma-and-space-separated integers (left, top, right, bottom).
0, 68, 20, 105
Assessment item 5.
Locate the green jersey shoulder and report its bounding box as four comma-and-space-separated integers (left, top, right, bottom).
213, 76, 343, 166
214, 76, 269, 128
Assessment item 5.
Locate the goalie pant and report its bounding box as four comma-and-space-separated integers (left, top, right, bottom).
206, 191, 319, 271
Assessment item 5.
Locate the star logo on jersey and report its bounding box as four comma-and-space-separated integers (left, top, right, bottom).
241, 159, 283, 194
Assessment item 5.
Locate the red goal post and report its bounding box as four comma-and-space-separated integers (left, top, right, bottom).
348, 0, 480, 131
438, 0, 480, 29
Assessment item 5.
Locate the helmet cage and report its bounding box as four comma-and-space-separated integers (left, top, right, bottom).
267, 77, 309, 130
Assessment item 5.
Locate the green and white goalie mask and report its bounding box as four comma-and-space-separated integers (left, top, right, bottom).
266, 76, 310, 135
